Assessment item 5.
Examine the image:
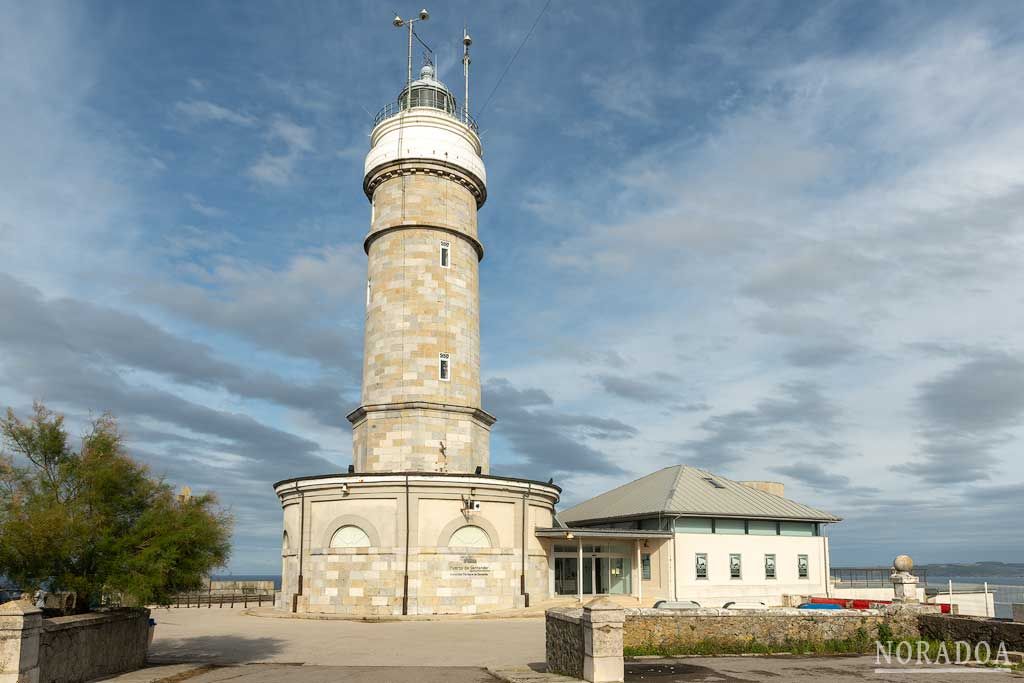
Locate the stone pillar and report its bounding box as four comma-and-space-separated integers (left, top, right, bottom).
890, 554, 919, 604
582, 598, 624, 683
0, 598, 42, 683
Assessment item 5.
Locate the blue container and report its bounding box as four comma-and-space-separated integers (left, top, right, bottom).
797, 602, 842, 610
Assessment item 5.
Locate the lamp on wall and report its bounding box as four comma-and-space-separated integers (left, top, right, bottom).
565, 532, 574, 540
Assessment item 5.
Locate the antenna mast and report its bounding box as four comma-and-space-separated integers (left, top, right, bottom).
462, 27, 472, 124
392, 9, 430, 109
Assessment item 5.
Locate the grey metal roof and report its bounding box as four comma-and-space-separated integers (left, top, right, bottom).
534, 527, 673, 539
558, 465, 841, 524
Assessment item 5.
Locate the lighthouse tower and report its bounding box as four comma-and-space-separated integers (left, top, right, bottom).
274, 19, 559, 617
348, 60, 493, 474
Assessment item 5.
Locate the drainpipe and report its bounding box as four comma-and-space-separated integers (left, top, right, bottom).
520, 484, 530, 607
293, 484, 305, 613
822, 525, 832, 598
671, 515, 680, 602
402, 474, 411, 615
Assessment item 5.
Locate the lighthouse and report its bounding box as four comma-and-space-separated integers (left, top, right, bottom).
274, 15, 559, 617
349, 57, 493, 475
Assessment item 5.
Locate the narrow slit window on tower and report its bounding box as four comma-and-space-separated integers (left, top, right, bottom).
439, 352, 450, 381
366, 279, 371, 308
440, 240, 451, 268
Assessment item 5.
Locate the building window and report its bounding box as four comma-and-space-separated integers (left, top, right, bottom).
641, 553, 652, 581
695, 553, 708, 580
440, 240, 451, 268
449, 525, 490, 548
765, 554, 776, 579
798, 554, 810, 579
439, 352, 450, 381
715, 518, 746, 535
676, 517, 712, 534
781, 521, 816, 537
729, 553, 742, 579
748, 520, 777, 536
330, 525, 370, 548
366, 280, 371, 307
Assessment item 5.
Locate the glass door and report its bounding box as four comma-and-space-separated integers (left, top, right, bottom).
607, 557, 631, 594
554, 557, 578, 595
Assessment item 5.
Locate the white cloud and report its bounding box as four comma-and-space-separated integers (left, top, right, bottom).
174, 99, 257, 127
246, 115, 315, 187
184, 193, 226, 218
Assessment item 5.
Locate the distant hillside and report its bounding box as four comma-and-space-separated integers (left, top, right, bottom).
918, 562, 1024, 577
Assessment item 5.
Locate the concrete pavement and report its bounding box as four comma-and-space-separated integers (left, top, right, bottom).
147, 607, 546, 667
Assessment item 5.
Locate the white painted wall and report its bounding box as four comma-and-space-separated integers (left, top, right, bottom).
928, 591, 995, 617
673, 532, 830, 607
365, 109, 486, 183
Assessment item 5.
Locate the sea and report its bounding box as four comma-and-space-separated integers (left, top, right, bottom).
213, 574, 1024, 617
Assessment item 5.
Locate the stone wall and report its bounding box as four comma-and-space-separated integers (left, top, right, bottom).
623, 605, 935, 652
39, 609, 150, 683
918, 614, 1024, 651
546, 608, 584, 679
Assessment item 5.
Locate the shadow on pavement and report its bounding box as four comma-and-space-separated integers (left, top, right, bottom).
149, 635, 287, 665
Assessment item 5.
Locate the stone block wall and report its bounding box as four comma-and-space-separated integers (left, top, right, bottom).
546, 608, 584, 678
362, 225, 482, 409
351, 404, 491, 474
39, 609, 149, 683
304, 549, 405, 616
369, 173, 479, 243
303, 546, 549, 616
918, 614, 1024, 651
623, 605, 936, 652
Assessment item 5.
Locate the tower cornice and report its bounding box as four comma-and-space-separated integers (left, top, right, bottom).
364, 223, 484, 261
346, 401, 497, 427
363, 158, 487, 209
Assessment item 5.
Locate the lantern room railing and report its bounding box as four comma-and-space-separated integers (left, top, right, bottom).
373, 99, 479, 133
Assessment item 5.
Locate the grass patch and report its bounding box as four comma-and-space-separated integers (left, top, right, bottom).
624, 628, 876, 657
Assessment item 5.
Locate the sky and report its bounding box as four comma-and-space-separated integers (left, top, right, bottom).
1, 0, 1023, 573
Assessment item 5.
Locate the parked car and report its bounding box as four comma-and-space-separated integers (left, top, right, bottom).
652, 600, 701, 609
721, 601, 767, 609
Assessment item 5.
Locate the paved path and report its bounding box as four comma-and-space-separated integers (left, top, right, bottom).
148, 607, 546, 668
623, 656, 1022, 681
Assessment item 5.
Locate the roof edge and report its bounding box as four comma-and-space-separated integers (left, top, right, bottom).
563, 511, 842, 526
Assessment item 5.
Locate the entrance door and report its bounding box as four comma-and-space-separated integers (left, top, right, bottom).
552, 544, 632, 596
595, 558, 609, 594
608, 557, 628, 594
554, 557, 578, 595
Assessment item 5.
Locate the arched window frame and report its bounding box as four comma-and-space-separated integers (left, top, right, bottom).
330, 525, 371, 548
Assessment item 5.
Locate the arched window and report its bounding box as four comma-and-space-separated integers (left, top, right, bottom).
449, 525, 491, 548
282, 530, 290, 552
330, 525, 371, 548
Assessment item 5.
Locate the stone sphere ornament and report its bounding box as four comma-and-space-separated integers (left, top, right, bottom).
893, 554, 914, 573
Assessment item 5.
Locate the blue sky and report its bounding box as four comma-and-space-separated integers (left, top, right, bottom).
2, 1, 1024, 573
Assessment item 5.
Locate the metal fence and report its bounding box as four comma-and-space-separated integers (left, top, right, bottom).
373, 100, 479, 132
830, 566, 929, 588
169, 591, 274, 609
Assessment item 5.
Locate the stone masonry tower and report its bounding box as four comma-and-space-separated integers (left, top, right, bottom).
347, 61, 494, 474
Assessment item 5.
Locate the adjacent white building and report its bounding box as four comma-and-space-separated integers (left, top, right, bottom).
552, 465, 841, 607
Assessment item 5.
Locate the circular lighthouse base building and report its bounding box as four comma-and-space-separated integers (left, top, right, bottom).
276, 473, 559, 616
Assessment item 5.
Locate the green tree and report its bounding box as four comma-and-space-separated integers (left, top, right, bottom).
0, 403, 232, 612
